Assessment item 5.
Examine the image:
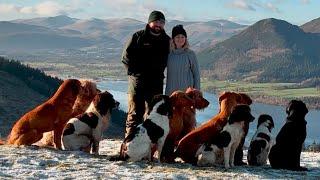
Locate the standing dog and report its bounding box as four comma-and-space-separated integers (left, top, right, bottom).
196, 105, 255, 168
247, 114, 274, 166
118, 95, 173, 162
61, 91, 119, 154
268, 100, 308, 171
7, 79, 85, 148
175, 91, 252, 165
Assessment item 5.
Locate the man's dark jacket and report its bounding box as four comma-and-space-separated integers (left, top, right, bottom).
122, 25, 170, 94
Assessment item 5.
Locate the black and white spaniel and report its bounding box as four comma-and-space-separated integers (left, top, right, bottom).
268, 100, 309, 171
196, 105, 255, 168
247, 114, 274, 166
119, 95, 172, 162
61, 91, 119, 154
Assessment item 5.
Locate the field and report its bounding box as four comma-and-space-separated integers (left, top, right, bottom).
202, 79, 320, 98
25, 61, 127, 80
202, 79, 320, 109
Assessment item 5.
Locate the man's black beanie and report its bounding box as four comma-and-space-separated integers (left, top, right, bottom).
148, 10, 165, 23
172, 24, 187, 38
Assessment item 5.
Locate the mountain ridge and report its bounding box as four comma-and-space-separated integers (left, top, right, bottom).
198, 18, 320, 83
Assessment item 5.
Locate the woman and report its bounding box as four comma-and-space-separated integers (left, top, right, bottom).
165, 24, 200, 96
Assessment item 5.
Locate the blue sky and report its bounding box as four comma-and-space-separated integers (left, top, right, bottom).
0, 0, 318, 25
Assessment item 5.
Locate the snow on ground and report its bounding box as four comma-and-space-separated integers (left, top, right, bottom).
1, 139, 320, 179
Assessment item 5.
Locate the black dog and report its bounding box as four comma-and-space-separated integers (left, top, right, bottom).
268, 100, 308, 171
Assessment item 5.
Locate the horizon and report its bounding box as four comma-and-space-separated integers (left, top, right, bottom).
0, 0, 319, 25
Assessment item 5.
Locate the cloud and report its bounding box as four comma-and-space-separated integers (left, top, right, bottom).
0, 1, 83, 18
265, 2, 280, 13
33, 1, 66, 16
228, 0, 256, 11
0, 4, 19, 13
100, 0, 176, 21
227, 0, 282, 13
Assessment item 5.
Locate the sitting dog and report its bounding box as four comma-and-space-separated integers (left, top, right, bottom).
247, 114, 274, 166
268, 100, 308, 171
118, 94, 174, 162
181, 87, 210, 139
160, 90, 199, 162
35, 80, 99, 148
61, 91, 119, 154
7, 79, 87, 148
175, 91, 252, 165
196, 105, 255, 168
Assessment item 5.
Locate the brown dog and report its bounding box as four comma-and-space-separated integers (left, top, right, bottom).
175, 91, 252, 164
181, 87, 210, 139
34, 80, 99, 147
7, 79, 89, 148
161, 88, 210, 162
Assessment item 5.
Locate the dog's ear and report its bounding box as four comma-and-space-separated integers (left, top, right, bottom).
238, 93, 252, 105
229, 105, 254, 124
219, 91, 232, 104
94, 91, 114, 116
64, 79, 81, 96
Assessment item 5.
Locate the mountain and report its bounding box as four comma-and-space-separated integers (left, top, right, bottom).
301, 17, 320, 33
0, 16, 246, 60
198, 18, 320, 82
174, 20, 247, 51
0, 21, 93, 51
13, 15, 79, 29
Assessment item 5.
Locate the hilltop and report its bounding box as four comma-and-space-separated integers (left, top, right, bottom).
198, 18, 320, 83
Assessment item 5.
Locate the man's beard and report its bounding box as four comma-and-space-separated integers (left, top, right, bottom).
150, 26, 162, 34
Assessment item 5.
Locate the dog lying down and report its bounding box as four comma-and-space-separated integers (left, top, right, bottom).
196, 105, 255, 168
61, 91, 119, 154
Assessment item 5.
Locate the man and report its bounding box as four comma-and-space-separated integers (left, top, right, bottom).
122, 10, 170, 138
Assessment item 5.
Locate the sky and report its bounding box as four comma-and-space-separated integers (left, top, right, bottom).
0, 0, 319, 25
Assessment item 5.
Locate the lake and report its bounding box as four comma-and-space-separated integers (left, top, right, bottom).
98, 80, 320, 145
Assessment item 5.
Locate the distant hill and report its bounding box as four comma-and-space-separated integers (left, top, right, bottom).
13, 15, 79, 29
0, 15, 246, 62
0, 21, 94, 51
301, 17, 320, 33
198, 18, 320, 82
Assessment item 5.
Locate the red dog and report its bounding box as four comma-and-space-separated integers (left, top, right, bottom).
6, 79, 90, 148
181, 87, 210, 139
161, 88, 209, 162
175, 91, 252, 164
35, 80, 99, 147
